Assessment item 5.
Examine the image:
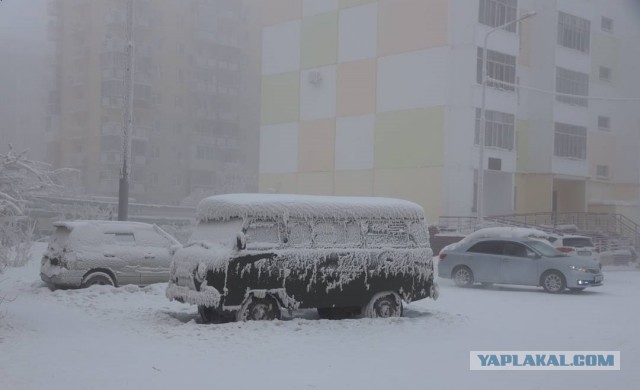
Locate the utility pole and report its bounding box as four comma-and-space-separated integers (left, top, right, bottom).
118, 0, 135, 221
477, 11, 536, 227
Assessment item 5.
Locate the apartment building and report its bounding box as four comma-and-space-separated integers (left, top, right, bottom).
259, 0, 640, 223
47, 0, 261, 205
0, 0, 50, 162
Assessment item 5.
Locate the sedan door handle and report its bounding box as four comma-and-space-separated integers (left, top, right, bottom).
144, 255, 155, 259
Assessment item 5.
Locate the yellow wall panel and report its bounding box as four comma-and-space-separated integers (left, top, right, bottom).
259, 173, 298, 194
378, 0, 448, 56
298, 119, 336, 172
337, 59, 377, 117
334, 170, 374, 196
297, 172, 334, 195
373, 167, 442, 222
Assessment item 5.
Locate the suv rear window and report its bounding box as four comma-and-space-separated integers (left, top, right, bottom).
49, 226, 71, 253
563, 237, 593, 247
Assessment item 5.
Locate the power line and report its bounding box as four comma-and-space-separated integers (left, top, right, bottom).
486, 77, 640, 102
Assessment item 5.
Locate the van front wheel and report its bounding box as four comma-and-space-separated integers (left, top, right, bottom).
363, 291, 402, 318
236, 295, 281, 321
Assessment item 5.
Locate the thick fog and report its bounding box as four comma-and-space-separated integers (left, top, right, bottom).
0, 0, 639, 217
2, 2, 640, 390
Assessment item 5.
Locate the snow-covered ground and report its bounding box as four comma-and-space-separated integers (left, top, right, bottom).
1, 243, 638, 390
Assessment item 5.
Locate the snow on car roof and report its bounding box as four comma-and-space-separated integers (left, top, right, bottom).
196, 193, 425, 222
53, 220, 154, 232
440, 227, 549, 254
464, 227, 549, 241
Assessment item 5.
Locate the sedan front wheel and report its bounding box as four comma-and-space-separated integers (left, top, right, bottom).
541, 271, 566, 293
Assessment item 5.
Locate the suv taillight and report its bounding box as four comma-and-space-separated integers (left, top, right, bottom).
558, 247, 575, 253
439, 253, 447, 261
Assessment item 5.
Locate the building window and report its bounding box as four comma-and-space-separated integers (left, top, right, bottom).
596, 165, 609, 179
598, 115, 610, 131
601, 16, 613, 33
556, 67, 589, 107
478, 0, 518, 33
554, 122, 587, 159
477, 48, 516, 91
150, 173, 158, 186
475, 108, 515, 150
599, 66, 612, 82
557, 11, 590, 53
488, 157, 502, 171
196, 144, 215, 161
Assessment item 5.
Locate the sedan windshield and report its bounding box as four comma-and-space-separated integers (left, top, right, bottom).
526, 240, 566, 258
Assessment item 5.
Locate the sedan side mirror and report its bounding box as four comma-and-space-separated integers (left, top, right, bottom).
236, 232, 246, 251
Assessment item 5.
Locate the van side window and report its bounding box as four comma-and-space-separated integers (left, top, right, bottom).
345, 221, 362, 246
288, 220, 312, 247
245, 219, 281, 249
365, 220, 408, 248
103, 232, 135, 246
313, 221, 346, 247
408, 221, 429, 247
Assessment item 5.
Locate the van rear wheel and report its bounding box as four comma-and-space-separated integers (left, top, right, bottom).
363, 292, 402, 318
236, 295, 281, 322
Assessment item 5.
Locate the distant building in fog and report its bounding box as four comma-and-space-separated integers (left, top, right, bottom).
0, 40, 50, 161
259, 0, 640, 223
47, 0, 261, 205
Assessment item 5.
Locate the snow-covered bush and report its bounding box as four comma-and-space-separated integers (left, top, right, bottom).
0, 146, 65, 272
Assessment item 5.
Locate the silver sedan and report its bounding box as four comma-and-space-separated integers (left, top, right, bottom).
438, 237, 603, 293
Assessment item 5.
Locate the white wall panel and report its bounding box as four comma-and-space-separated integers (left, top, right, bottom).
377, 47, 449, 112
335, 114, 375, 170
262, 21, 301, 75
338, 3, 378, 63
259, 123, 299, 173
301, 65, 337, 121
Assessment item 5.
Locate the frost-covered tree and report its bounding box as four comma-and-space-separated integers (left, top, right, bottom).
0, 146, 66, 272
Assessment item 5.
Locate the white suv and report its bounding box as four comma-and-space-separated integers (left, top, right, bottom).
547, 234, 600, 263
41, 220, 181, 288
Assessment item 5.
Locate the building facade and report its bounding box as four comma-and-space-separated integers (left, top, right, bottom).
0, 0, 51, 162
47, 0, 261, 205
259, 0, 640, 223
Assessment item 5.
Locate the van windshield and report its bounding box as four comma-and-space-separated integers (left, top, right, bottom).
189, 219, 243, 248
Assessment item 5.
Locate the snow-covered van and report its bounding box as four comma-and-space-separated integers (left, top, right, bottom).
167, 194, 438, 322
40, 221, 181, 288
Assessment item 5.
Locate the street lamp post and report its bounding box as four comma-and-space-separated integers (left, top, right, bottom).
118, 0, 135, 221
477, 11, 536, 226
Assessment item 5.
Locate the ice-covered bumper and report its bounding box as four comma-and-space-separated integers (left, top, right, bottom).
166, 281, 223, 307
40, 268, 85, 288
430, 282, 440, 300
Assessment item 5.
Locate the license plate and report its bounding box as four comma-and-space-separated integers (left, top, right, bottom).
594, 275, 603, 283
577, 251, 591, 256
